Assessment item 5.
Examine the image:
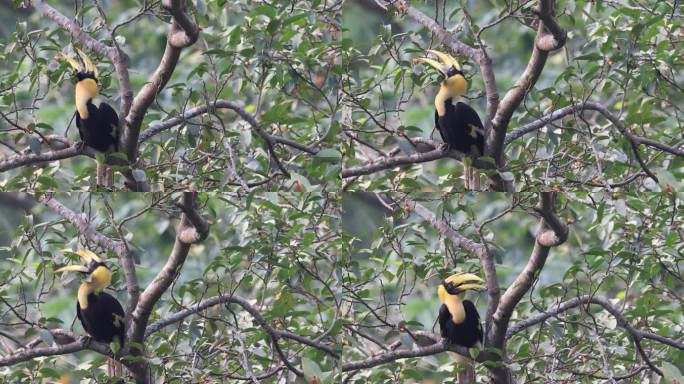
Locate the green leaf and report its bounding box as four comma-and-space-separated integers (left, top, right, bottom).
315, 149, 342, 162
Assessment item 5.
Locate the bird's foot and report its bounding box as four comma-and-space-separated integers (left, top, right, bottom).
76, 141, 87, 152
439, 143, 450, 152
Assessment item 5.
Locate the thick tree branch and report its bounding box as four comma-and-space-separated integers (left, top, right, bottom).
0, 329, 113, 367
40, 194, 127, 256
486, 192, 567, 383
0, 143, 92, 172
122, 0, 199, 183
342, 137, 495, 178
126, 193, 206, 382
129, 192, 207, 344
0, 339, 86, 367
342, 332, 495, 373
490, 0, 566, 165
491, 193, 567, 342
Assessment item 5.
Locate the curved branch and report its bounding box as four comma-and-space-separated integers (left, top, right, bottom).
145, 293, 339, 358
0, 143, 92, 172
0, 329, 113, 367
126, 192, 207, 382
343, 334, 494, 373
487, 192, 567, 382
507, 295, 684, 351
0, 339, 86, 367
145, 292, 337, 380
341, 138, 495, 178
130, 192, 207, 342
40, 194, 127, 257
122, 0, 199, 181
504, 101, 684, 183
490, 0, 566, 163
507, 295, 683, 377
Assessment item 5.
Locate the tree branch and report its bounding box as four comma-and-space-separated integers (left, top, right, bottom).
0, 143, 92, 172
0, 339, 86, 367
342, 138, 495, 178
122, 0, 199, 185
487, 192, 568, 382
342, 332, 495, 373
0, 329, 113, 367
504, 101, 684, 184
40, 194, 127, 257
490, 0, 566, 166
507, 295, 683, 376
129, 192, 207, 344
507, 295, 684, 351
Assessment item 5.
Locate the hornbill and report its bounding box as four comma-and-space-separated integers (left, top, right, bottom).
438, 272, 485, 382
55, 249, 124, 376
58, 49, 119, 186
416, 50, 485, 190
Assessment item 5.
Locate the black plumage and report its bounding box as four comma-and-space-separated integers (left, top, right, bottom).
76, 69, 119, 152
438, 300, 483, 348
435, 100, 485, 157
76, 101, 119, 152
76, 291, 125, 345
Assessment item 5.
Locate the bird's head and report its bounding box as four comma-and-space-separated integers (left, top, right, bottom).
438, 272, 485, 301
55, 248, 112, 291
58, 48, 100, 98
415, 49, 468, 98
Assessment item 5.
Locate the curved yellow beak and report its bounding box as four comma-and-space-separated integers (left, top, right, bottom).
55, 264, 89, 274
75, 248, 103, 263
444, 272, 486, 291
415, 49, 462, 77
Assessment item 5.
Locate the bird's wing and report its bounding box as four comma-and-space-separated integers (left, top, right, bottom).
462, 300, 483, 343
97, 102, 120, 143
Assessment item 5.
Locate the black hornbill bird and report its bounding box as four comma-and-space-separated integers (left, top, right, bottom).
438, 272, 485, 382
59, 49, 119, 153
416, 50, 485, 190
55, 249, 125, 347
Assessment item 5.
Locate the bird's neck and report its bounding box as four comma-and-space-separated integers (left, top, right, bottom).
445, 294, 465, 324
75, 79, 98, 119
76, 266, 111, 309
77, 283, 94, 309
435, 86, 455, 117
